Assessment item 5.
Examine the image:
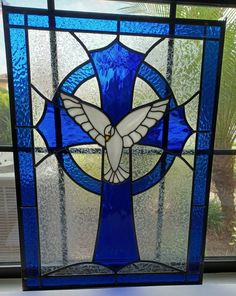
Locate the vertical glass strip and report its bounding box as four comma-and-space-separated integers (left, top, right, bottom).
9, 28, 31, 126
21, 207, 40, 278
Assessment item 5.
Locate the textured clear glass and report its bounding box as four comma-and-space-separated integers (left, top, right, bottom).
145, 38, 169, 78
37, 155, 101, 275
31, 87, 45, 126
56, 32, 89, 85
157, 156, 194, 271
120, 35, 160, 53
74, 33, 116, 51
133, 156, 194, 272
34, 130, 48, 164
133, 77, 161, 108
69, 145, 102, 180
75, 77, 101, 107
132, 145, 162, 181
28, 30, 54, 100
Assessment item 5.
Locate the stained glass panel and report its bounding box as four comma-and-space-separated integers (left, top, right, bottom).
3, 4, 225, 290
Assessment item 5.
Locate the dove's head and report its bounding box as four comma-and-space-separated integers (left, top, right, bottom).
104, 125, 115, 142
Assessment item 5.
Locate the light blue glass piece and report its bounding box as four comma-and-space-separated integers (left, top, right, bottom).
17, 128, 31, 148
10, 28, 31, 126
28, 15, 49, 28
120, 21, 169, 36
8, 13, 25, 26
55, 16, 117, 32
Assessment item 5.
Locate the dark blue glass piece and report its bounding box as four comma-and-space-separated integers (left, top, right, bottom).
120, 21, 169, 36
206, 26, 221, 38
25, 278, 40, 288
41, 275, 115, 287
10, 28, 31, 127
140, 105, 192, 151
57, 151, 101, 194
138, 63, 172, 99
8, 13, 25, 26
94, 179, 139, 269
38, 102, 94, 149
17, 128, 32, 148
61, 62, 95, 94
133, 153, 175, 195
18, 152, 36, 207
186, 274, 201, 283
175, 24, 204, 38
55, 16, 117, 32
22, 208, 40, 277
91, 41, 144, 125
192, 155, 209, 206
197, 133, 211, 151
187, 207, 205, 272
198, 41, 219, 131
117, 274, 186, 284
27, 15, 49, 28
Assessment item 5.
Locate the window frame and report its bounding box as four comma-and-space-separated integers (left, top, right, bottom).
0, 0, 235, 278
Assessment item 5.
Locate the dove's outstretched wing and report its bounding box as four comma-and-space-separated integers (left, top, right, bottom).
61, 93, 111, 147
116, 99, 169, 147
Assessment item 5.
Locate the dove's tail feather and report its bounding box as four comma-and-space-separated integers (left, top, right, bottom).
104, 167, 129, 183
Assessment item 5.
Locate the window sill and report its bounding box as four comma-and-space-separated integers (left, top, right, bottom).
0, 274, 235, 295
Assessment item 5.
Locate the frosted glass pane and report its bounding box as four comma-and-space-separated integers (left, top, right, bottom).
37, 155, 63, 274
74, 33, 116, 51
133, 77, 161, 108
132, 145, 162, 181
158, 157, 193, 270
56, 32, 89, 84
70, 145, 102, 180
75, 77, 101, 107
133, 184, 160, 261
120, 36, 160, 53
171, 39, 203, 105
37, 155, 100, 274
28, 30, 54, 100
65, 173, 100, 264
145, 38, 169, 78
34, 130, 48, 164
31, 88, 45, 126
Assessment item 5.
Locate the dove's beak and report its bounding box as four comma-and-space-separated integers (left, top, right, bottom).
105, 135, 111, 142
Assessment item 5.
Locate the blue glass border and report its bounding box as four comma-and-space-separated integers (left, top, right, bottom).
4, 7, 224, 290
